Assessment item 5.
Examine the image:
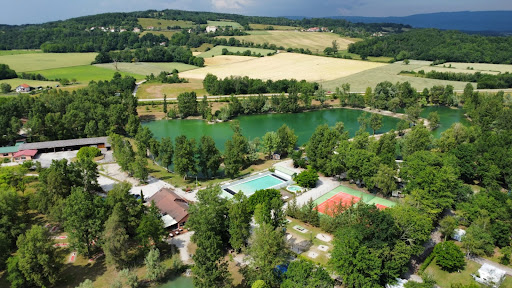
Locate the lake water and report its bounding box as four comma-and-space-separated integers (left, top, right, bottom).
157, 276, 193, 288
143, 107, 467, 150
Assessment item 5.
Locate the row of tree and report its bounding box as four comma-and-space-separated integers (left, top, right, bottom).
404, 70, 512, 89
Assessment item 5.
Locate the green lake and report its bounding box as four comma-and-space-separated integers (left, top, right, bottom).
142, 107, 467, 150
157, 276, 193, 288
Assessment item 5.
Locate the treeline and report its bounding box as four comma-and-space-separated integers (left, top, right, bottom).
403, 70, 512, 89
145, 70, 187, 84
93, 45, 205, 67
221, 47, 270, 57
203, 74, 318, 95
0, 64, 16, 80
0, 73, 137, 146
348, 29, 512, 64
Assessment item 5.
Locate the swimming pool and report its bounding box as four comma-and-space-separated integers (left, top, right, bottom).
287, 185, 303, 193
226, 174, 286, 197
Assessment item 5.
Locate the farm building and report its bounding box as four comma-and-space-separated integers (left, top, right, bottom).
147, 188, 189, 230
206, 26, 217, 33
16, 84, 32, 93
0, 142, 22, 161
18, 136, 110, 153
133, 27, 141, 33
13, 149, 37, 162
472, 263, 506, 288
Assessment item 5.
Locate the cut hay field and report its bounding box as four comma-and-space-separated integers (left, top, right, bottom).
204, 55, 255, 66
322, 60, 469, 92
137, 18, 195, 29
207, 20, 242, 29
137, 79, 207, 99
0, 50, 42, 56
434, 62, 512, 74
0, 53, 97, 72
216, 31, 357, 52
0, 78, 59, 88
413, 66, 501, 75
32, 65, 146, 83
191, 43, 215, 53
198, 45, 275, 58
95, 62, 198, 75
249, 23, 301, 30
139, 30, 178, 39
180, 53, 386, 82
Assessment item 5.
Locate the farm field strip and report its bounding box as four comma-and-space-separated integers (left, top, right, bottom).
198, 45, 275, 58
204, 55, 255, 66
0, 50, 42, 56
0, 78, 60, 88
180, 53, 387, 82
139, 30, 178, 39
137, 18, 195, 29
412, 66, 501, 75
137, 79, 207, 99
207, 20, 243, 29
248, 23, 301, 30
435, 62, 512, 73
31, 65, 146, 82
0, 53, 97, 72
94, 62, 198, 75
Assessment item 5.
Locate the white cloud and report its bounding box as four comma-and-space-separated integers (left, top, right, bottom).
211, 0, 253, 11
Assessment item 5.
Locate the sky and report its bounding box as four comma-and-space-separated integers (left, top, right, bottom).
1, 0, 511, 25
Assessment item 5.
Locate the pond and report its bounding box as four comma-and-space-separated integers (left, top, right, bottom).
157, 276, 193, 288
420, 106, 469, 138
143, 108, 401, 151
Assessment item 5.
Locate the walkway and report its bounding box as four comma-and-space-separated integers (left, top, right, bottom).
167, 231, 194, 265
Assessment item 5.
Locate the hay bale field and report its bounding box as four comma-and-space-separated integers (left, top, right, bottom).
216, 31, 357, 52
95, 62, 198, 75
435, 62, 512, 74
32, 65, 146, 83
198, 45, 275, 58
0, 53, 97, 72
207, 20, 242, 29
204, 55, 255, 66
179, 53, 386, 82
138, 18, 195, 29
322, 60, 469, 93
137, 79, 207, 99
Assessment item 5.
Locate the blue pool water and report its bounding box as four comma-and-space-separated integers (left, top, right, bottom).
287, 185, 303, 193
228, 174, 285, 196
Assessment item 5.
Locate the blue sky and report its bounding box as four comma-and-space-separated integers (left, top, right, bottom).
1, 0, 512, 25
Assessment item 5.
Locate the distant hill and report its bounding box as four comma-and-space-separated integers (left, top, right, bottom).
286, 11, 512, 33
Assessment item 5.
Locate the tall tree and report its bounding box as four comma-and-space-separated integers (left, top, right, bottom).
369, 113, 383, 135
174, 135, 196, 179
372, 164, 397, 196
105, 182, 143, 236
136, 203, 166, 247
224, 132, 249, 178
276, 124, 298, 156
145, 248, 166, 282
402, 123, 432, 157
192, 231, 232, 288
306, 124, 341, 173
177, 92, 198, 118
156, 137, 174, 171
197, 135, 221, 178
281, 259, 334, 288
228, 192, 252, 252
163, 93, 167, 114
261, 131, 279, 159
102, 205, 130, 269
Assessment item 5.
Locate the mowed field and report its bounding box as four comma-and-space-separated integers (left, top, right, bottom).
249, 23, 301, 30
0, 78, 59, 88
413, 66, 501, 75
32, 65, 146, 83
217, 31, 357, 52
0, 50, 42, 56
95, 62, 198, 75
434, 62, 512, 74
0, 53, 97, 72
198, 45, 275, 58
207, 20, 242, 29
204, 55, 255, 66
137, 79, 207, 99
322, 60, 470, 92
180, 53, 386, 82
139, 30, 178, 39
137, 18, 195, 29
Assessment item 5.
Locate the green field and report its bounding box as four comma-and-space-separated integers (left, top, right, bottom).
137, 79, 207, 99
322, 60, 469, 93
0, 53, 97, 72
138, 18, 195, 29
207, 20, 243, 29
216, 31, 357, 52
31, 65, 146, 83
95, 62, 198, 76
249, 23, 301, 30
435, 62, 512, 74
140, 30, 178, 39
336, 50, 394, 63
0, 50, 42, 56
0, 78, 60, 88
198, 45, 275, 58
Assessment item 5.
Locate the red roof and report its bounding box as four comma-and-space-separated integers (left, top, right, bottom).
13, 149, 38, 157
20, 84, 30, 88
147, 188, 189, 223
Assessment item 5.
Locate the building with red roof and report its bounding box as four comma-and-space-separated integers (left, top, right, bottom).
13, 149, 38, 162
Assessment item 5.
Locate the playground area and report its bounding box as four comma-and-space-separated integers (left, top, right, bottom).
313, 185, 396, 216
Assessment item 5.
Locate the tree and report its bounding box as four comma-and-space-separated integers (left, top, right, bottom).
76, 146, 101, 161
64, 188, 106, 256
439, 216, 457, 241
145, 248, 166, 281
404, 59, 410, 65
427, 111, 440, 130
197, 135, 221, 178
252, 280, 269, 288
281, 259, 333, 288
1, 83, 11, 93
163, 93, 167, 114
192, 231, 232, 288
369, 113, 383, 135
177, 92, 198, 118
402, 123, 432, 157
228, 192, 252, 252
261, 131, 279, 159
314, 85, 327, 106
174, 135, 196, 179
76, 279, 94, 288
434, 242, 465, 272
306, 125, 341, 173
16, 225, 61, 287
276, 124, 298, 156
373, 164, 397, 196
102, 205, 130, 269
76, 158, 100, 192
224, 132, 249, 178
396, 119, 409, 136
131, 156, 148, 183
0, 64, 17, 80
294, 169, 319, 188
136, 203, 166, 247
405, 105, 422, 123
332, 39, 339, 53
105, 182, 143, 236
156, 137, 174, 171
462, 218, 495, 257
7, 256, 27, 288
247, 189, 282, 212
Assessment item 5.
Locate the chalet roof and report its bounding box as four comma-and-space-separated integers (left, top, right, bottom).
19, 84, 30, 88
147, 188, 189, 223
19, 137, 110, 150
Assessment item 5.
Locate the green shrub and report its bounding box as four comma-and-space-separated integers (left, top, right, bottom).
294, 169, 319, 188
76, 146, 101, 160
434, 241, 465, 272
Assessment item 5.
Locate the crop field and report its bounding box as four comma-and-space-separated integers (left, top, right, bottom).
207, 20, 243, 29
216, 31, 357, 52
434, 62, 512, 74
249, 23, 301, 30
204, 55, 255, 66
0, 53, 97, 72
32, 65, 146, 83
137, 18, 195, 29
198, 45, 275, 58
191, 43, 215, 53
139, 30, 178, 39
412, 66, 501, 75
137, 79, 207, 99
0, 78, 59, 88
322, 60, 469, 93
0, 50, 42, 56
180, 53, 386, 82
95, 62, 198, 75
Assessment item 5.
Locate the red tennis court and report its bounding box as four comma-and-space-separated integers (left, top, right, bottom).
315, 192, 361, 216
375, 204, 388, 210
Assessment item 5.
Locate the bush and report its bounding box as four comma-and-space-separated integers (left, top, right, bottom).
434, 242, 465, 272
1, 83, 11, 93
76, 147, 101, 160
294, 169, 319, 188
247, 189, 281, 212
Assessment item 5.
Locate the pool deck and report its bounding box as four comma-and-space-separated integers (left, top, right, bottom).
221, 171, 293, 198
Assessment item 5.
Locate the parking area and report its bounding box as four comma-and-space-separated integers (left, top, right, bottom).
33, 151, 78, 168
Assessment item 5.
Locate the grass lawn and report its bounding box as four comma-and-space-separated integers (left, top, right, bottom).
216, 31, 357, 52
137, 79, 207, 99
95, 62, 198, 76
140, 30, 179, 39
0, 49, 42, 56
249, 24, 301, 30
31, 65, 146, 83
198, 45, 275, 58
138, 18, 195, 29
425, 259, 482, 288
285, 217, 334, 266
207, 20, 243, 29
0, 53, 98, 72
